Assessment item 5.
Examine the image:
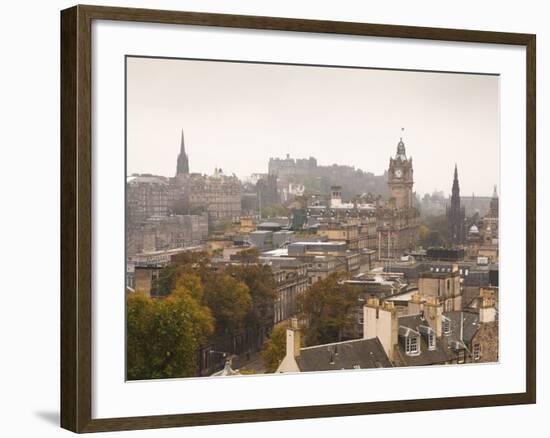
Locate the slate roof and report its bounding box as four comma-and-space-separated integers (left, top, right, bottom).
397, 314, 450, 366
296, 338, 392, 372
444, 311, 480, 345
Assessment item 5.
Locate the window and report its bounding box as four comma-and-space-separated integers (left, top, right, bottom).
473, 343, 482, 360
406, 336, 419, 355
457, 350, 465, 364
442, 317, 451, 335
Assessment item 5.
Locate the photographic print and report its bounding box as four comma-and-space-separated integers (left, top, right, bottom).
125, 56, 500, 380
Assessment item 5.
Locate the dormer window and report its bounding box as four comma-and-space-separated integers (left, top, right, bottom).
405, 336, 419, 355
428, 331, 436, 350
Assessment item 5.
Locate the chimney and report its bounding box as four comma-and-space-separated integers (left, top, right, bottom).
287, 317, 301, 357
424, 296, 443, 337
363, 299, 398, 361
408, 292, 425, 316
479, 297, 496, 323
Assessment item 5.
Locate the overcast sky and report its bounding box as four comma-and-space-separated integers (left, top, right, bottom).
127, 56, 499, 197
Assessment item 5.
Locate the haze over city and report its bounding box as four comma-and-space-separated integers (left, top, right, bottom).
127, 57, 499, 198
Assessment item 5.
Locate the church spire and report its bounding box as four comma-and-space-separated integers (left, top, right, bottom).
176, 129, 190, 176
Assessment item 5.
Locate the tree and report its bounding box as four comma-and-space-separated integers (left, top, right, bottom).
203, 273, 252, 334
227, 263, 277, 329
419, 215, 449, 248
126, 285, 214, 380
261, 325, 287, 373
298, 273, 362, 345
231, 248, 260, 264
261, 204, 288, 218
155, 251, 211, 296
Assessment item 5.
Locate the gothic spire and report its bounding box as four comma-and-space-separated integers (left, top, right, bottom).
452, 164, 459, 194
448, 164, 465, 245
176, 129, 190, 176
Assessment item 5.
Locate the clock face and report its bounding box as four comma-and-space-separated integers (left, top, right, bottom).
395, 168, 403, 178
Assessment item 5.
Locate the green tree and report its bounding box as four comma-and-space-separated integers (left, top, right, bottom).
126, 285, 214, 380
228, 263, 277, 328
261, 325, 287, 372
298, 273, 362, 345
203, 273, 252, 334
261, 204, 288, 218
419, 215, 449, 248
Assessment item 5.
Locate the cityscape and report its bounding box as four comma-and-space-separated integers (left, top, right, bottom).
125, 129, 499, 380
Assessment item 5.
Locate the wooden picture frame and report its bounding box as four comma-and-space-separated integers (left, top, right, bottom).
60, 4, 536, 433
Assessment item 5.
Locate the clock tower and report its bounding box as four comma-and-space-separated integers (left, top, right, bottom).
388, 137, 414, 209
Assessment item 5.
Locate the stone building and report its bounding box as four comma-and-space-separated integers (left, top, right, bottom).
376, 137, 420, 259
317, 222, 360, 249
360, 291, 498, 367
126, 213, 209, 255
186, 169, 242, 220
256, 172, 279, 208
418, 265, 463, 312
170, 131, 244, 220
126, 174, 170, 223
269, 259, 309, 325
276, 318, 392, 373
268, 154, 318, 179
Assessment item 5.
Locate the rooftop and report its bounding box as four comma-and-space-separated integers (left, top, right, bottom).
296, 337, 392, 372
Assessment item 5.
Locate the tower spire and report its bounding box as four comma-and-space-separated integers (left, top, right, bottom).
448, 164, 465, 245
176, 129, 190, 176
396, 128, 406, 159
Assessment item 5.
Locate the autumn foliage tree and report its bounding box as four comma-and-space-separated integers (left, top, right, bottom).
298, 273, 362, 346
126, 275, 214, 380
202, 273, 252, 334
227, 263, 277, 329
261, 325, 287, 373
128, 250, 279, 378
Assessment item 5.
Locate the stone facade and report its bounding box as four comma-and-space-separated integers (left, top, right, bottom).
186, 170, 242, 220
272, 262, 309, 325
418, 267, 463, 312
126, 175, 170, 223
376, 138, 420, 259
126, 213, 208, 255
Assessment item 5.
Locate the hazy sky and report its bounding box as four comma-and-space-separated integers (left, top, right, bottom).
127, 56, 499, 197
